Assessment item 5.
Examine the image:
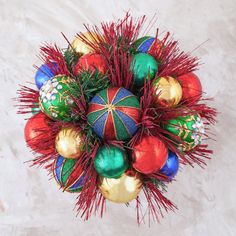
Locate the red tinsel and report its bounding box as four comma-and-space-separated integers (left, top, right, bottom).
15, 85, 39, 114
38, 44, 71, 76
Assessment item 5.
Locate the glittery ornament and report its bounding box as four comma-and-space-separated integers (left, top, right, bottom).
87, 87, 141, 140
53, 155, 85, 192
39, 75, 76, 121
163, 114, 205, 151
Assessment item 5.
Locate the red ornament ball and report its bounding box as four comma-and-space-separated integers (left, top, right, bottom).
74, 53, 107, 75
24, 112, 55, 154
132, 135, 168, 174
177, 72, 202, 103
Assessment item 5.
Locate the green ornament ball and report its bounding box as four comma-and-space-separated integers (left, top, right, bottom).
163, 114, 205, 151
39, 75, 76, 121
130, 53, 158, 87
94, 145, 129, 178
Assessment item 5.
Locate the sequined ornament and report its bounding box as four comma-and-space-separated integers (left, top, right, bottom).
53, 155, 85, 192
177, 72, 202, 103
87, 87, 141, 140
39, 75, 76, 121
99, 170, 142, 203
160, 151, 179, 179
152, 76, 182, 107
132, 135, 168, 174
74, 53, 107, 75
130, 53, 158, 87
55, 126, 85, 159
163, 114, 205, 151
94, 145, 129, 178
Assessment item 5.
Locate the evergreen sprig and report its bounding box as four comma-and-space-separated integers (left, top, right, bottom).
75, 70, 110, 102
63, 49, 81, 73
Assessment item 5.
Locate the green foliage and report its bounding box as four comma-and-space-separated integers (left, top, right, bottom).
83, 124, 101, 151
64, 49, 80, 73
72, 70, 110, 102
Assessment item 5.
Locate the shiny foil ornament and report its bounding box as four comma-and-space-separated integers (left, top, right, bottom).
24, 112, 54, 154
163, 114, 205, 151
177, 72, 202, 103
53, 155, 85, 192
39, 75, 76, 121
55, 126, 85, 159
132, 36, 162, 55
74, 53, 107, 75
71, 32, 98, 54
99, 170, 143, 203
160, 151, 179, 179
132, 135, 168, 174
35, 63, 56, 89
130, 53, 158, 87
87, 87, 141, 140
94, 145, 129, 178
152, 76, 182, 107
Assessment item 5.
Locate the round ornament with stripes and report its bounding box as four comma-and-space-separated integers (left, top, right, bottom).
132, 36, 162, 55
53, 155, 85, 193
87, 87, 141, 141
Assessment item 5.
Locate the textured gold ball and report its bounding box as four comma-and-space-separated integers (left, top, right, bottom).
99, 171, 143, 203
152, 76, 182, 107
71, 32, 98, 54
55, 127, 84, 159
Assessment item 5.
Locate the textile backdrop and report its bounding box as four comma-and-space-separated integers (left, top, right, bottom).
0, 0, 235, 235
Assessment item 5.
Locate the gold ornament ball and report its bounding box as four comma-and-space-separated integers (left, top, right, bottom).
71, 32, 98, 54
152, 76, 182, 107
55, 127, 85, 159
99, 171, 143, 203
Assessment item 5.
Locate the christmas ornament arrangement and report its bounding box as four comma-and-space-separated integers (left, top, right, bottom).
16, 14, 217, 224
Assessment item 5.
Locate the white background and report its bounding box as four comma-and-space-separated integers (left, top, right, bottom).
0, 0, 236, 235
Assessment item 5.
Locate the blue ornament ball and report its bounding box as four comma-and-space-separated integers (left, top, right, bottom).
160, 151, 179, 179
35, 63, 57, 89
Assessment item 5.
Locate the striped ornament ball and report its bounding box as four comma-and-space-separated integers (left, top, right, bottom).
87, 87, 141, 140
53, 156, 85, 193
132, 36, 162, 55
